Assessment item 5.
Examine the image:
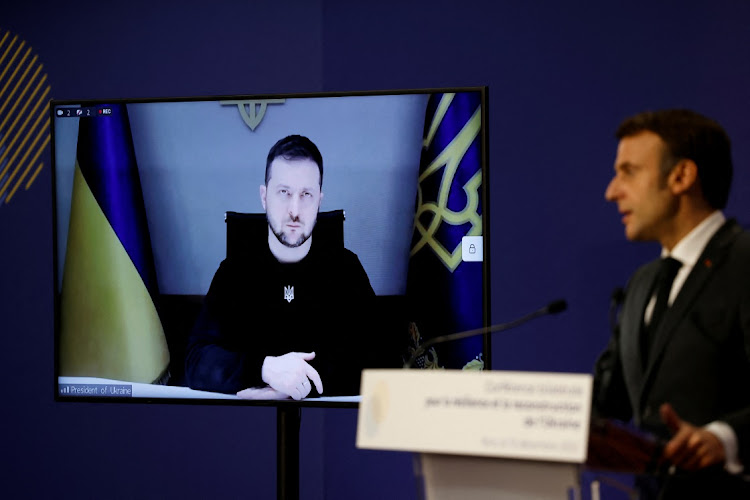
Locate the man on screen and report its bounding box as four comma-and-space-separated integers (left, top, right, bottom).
593, 109, 750, 498
185, 135, 374, 399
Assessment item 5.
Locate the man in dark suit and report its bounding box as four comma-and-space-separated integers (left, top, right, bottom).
593, 109, 750, 498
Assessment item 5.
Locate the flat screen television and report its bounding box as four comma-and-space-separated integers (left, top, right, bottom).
51, 87, 490, 404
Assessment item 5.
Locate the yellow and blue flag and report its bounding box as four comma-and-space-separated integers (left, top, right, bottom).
406, 91, 484, 370
59, 104, 170, 383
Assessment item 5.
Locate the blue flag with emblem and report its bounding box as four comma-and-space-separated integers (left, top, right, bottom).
59, 103, 170, 383
406, 91, 485, 370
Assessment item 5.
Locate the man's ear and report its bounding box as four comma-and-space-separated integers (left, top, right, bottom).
668, 159, 699, 196
259, 185, 267, 210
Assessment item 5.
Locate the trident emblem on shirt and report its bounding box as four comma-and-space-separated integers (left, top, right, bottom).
284, 285, 294, 303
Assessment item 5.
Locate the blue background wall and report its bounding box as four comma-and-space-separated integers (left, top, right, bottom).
2, 1, 749, 498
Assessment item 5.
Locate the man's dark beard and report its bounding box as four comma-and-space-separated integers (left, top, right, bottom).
268, 215, 315, 248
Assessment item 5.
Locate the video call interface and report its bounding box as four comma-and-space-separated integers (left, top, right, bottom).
52, 89, 487, 402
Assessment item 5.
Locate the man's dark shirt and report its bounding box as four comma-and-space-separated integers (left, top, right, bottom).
185, 238, 375, 396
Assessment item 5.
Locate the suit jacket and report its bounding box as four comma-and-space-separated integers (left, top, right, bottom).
594, 219, 750, 466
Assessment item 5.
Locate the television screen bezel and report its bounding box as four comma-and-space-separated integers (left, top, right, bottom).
50, 86, 491, 406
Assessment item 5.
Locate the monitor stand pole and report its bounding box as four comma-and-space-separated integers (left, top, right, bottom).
277, 406, 300, 500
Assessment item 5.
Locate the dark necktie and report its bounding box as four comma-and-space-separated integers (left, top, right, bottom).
642, 257, 682, 364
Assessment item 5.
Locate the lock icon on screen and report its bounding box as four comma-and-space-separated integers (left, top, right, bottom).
461, 236, 483, 262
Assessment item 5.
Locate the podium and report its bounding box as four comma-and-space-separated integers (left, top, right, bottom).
417, 454, 581, 500
357, 369, 660, 500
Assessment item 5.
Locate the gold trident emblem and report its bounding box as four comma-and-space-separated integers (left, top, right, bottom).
220, 99, 285, 131
411, 93, 482, 272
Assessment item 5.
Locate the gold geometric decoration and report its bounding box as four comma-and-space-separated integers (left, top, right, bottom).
0, 29, 52, 205
410, 93, 482, 272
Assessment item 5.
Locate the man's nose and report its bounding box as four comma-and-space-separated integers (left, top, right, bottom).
288, 195, 300, 217
604, 176, 619, 202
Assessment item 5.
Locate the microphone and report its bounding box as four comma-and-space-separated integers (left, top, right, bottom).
403, 299, 568, 368
609, 286, 625, 334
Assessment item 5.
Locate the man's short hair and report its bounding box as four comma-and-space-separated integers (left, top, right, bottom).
615, 109, 733, 209
265, 135, 324, 188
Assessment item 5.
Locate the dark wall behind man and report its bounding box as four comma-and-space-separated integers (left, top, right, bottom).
2, 1, 749, 498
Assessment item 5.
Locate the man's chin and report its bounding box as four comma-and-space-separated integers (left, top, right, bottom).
280, 234, 310, 249
624, 227, 647, 242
